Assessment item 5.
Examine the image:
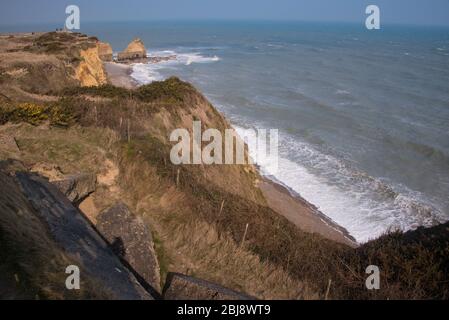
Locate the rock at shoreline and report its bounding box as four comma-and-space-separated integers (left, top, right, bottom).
117, 38, 147, 62
149, 55, 177, 63
98, 41, 113, 62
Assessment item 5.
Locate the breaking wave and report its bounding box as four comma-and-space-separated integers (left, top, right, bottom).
131, 49, 220, 84
234, 123, 446, 243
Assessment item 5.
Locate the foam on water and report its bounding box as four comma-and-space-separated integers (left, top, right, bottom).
122, 25, 449, 243
234, 124, 446, 243
130, 49, 220, 84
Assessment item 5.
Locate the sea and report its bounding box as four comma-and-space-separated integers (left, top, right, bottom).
4, 21, 449, 242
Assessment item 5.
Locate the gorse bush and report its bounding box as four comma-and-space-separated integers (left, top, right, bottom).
135, 77, 195, 103
62, 77, 196, 104
0, 102, 76, 126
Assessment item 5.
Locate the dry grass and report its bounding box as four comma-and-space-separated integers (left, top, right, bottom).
0, 122, 118, 175
115, 144, 317, 299
152, 217, 318, 299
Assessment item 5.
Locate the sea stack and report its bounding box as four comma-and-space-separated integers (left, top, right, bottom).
97, 41, 113, 62
117, 38, 147, 62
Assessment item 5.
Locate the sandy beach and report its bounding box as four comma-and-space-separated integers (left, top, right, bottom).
259, 179, 357, 247
104, 62, 138, 89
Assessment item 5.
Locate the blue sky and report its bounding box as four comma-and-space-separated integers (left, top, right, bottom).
1, 0, 449, 26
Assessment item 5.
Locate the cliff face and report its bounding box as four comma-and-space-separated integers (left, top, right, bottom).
75, 44, 108, 87
97, 42, 113, 62
0, 32, 107, 96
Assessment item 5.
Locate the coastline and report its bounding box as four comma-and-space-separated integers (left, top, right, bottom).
259, 178, 357, 247
104, 62, 138, 89
105, 61, 358, 247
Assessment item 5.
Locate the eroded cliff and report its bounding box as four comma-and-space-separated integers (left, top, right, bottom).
75, 44, 108, 87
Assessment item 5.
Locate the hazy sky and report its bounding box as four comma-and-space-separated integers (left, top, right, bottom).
1, 0, 449, 26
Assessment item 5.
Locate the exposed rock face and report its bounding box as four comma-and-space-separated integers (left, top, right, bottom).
96, 202, 161, 294
163, 273, 254, 300
75, 45, 108, 86
117, 38, 147, 62
52, 172, 96, 204
97, 41, 113, 62
13, 170, 154, 300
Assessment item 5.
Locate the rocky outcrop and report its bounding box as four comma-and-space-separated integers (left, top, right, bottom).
96, 202, 161, 294
117, 38, 147, 62
52, 172, 96, 204
97, 42, 113, 62
11, 172, 153, 300
75, 45, 108, 86
163, 273, 254, 300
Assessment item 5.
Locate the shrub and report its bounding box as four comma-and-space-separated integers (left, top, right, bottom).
135, 77, 195, 103
62, 84, 132, 99
61, 77, 196, 105
0, 101, 76, 126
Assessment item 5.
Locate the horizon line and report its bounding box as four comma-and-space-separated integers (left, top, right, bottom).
1, 18, 449, 29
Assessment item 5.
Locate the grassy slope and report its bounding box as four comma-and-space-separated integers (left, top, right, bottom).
0, 32, 448, 299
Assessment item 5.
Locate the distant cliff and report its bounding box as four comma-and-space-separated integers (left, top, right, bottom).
75, 44, 108, 86
98, 41, 113, 62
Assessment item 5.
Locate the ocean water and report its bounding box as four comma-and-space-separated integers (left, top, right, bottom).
15, 21, 449, 243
